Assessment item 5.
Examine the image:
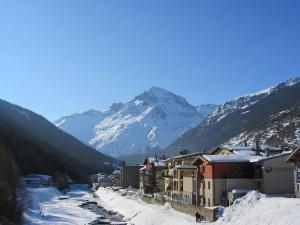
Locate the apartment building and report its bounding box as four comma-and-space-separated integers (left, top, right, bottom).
192, 151, 294, 207
163, 152, 202, 201
120, 165, 143, 189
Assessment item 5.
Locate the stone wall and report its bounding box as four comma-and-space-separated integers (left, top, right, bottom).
140, 195, 217, 222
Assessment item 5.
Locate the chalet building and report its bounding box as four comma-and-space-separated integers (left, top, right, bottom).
286, 147, 300, 197
98, 175, 114, 187
163, 152, 202, 201
139, 157, 167, 194
120, 165, 143, 189
192, 155, 257, 207
192, 151, 294, 207
21, 174, 53, 188
90, 173, 114, 189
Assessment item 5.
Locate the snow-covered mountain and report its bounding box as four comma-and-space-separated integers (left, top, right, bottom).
54, 87, 217, 157
163, 77, 300, 156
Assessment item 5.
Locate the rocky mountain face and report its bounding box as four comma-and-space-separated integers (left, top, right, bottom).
55, 87, 217, 157
0, 99, 119, 175
162, 77, 300, 156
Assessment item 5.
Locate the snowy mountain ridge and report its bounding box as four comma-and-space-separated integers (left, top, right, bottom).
163, 76, 300, 156
54, 87, 217, 157
206, 77, 300, 125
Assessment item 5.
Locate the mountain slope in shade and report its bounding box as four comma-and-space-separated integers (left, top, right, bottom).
162, 77, 300, 156
55, 87, 217, 157
0, 99, 119, 175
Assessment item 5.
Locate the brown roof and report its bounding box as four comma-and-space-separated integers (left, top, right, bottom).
286, 147, 300, 163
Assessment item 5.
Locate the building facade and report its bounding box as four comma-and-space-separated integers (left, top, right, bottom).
286, 147, 300, 197
163, 152, 202, 202
139, 157, 167, 194
120, 165, 143, 189
192, 151, 294, 207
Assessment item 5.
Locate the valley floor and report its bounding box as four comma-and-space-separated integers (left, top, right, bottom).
23, 186, 300, 225
95, 187, 300, 225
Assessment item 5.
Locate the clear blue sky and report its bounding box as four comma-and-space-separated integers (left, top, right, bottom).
0, 0, 299, 121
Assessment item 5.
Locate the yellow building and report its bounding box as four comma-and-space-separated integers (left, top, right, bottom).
163, 152, 202, 202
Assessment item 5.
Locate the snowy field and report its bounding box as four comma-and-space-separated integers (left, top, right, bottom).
23, 187, 98, 225
96, 188, 300, 225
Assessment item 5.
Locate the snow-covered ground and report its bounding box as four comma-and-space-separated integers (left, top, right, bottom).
96, 188, 300, 225
217, 191, 299, 225
23, 187, 98, 225
95, 188, 199, 225
23, 186, 300, 225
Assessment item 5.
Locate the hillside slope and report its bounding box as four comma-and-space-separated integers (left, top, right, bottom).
0, 99, 119, 174
162, 77, 300, 156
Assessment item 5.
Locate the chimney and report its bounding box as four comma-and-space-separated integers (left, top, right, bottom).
254, 134, 261, 156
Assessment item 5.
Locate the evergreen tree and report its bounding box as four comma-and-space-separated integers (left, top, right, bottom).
145, 169, 159, 197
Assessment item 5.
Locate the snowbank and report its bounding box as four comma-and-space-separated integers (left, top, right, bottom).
217, 191, 300, 225
23, 187, 97, 225
96, 188, 300, 225
95, 188, 199, 225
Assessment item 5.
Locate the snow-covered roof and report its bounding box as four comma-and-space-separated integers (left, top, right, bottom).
153, 161, 167, 167
148, 157, 156, 163
139, 166, 146, 171
113, 170, 121, 175
203, 151, 292, 164
24, 174, 52, 179
147, 157, 166, 167
169, 152, 202, 160
174, 164, 197, 169
231, 189, 254, 194
286, 147, 300, 162
254, 151, 292, 163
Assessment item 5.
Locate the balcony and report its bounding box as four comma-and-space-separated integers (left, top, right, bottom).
162, 173, 173, 178
223, 169, 254, 179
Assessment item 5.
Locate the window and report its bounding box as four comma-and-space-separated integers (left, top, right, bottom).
208, 181, 211, 190
297, 172, 300, 181
208, 198, 211, 207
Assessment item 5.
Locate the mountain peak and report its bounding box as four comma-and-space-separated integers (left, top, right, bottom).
55, 87, 217, 157
148, 86, 169, 94
133, 87, 195, 110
